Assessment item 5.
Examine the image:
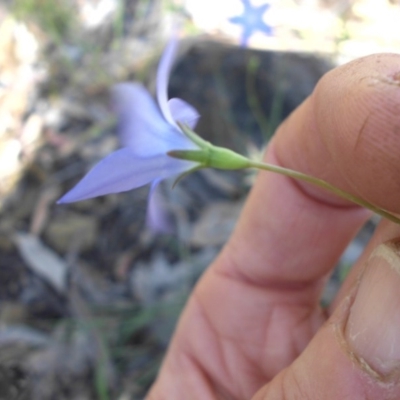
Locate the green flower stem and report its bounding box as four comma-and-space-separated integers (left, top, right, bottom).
175, 124, 400, 224
247, 159, 400, 224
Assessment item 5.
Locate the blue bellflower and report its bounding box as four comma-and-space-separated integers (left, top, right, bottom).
229, 0, 273, 46
57, 37, 400, 228
57, 40, 201, 205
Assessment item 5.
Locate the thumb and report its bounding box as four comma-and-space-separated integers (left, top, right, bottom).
253, 239, 400, 400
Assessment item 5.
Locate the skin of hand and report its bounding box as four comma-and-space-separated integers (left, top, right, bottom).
146, 53, 400, 400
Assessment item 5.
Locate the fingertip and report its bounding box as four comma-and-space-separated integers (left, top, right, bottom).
275, 53, 400, 213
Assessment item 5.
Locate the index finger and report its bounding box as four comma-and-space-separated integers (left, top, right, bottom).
215, 53, 400, 293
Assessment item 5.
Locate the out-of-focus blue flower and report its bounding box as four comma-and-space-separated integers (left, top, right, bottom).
57, 40, 200, 205
229, 0, 273, 46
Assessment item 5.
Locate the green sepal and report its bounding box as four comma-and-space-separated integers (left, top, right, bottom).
171, 123, 252, 170
168, 146, 250, 170
177, 122, 210, 149
168, 150, 209, 164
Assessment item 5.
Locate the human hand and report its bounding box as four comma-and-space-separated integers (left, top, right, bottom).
147, 53, 400, 400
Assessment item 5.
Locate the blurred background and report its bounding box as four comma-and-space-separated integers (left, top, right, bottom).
0, 0, 398, 398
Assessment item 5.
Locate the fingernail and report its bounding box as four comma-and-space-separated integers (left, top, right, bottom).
345, 240, 400, 379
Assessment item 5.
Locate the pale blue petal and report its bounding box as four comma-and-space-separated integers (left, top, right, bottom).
146, 179, 173, 234
156, 39, 178, 126
112, 83, 197, 155
168, 98, 200, 129
57, 148, 197, 203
